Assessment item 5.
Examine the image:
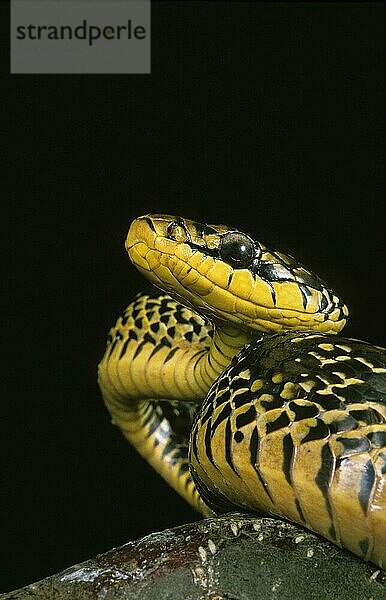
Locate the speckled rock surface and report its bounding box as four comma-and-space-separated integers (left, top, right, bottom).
4, 513, 385, 600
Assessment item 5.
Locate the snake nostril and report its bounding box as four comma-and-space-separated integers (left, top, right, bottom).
320, 294, 329, 312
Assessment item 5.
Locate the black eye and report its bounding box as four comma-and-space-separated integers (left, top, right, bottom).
219, 232, 257, 269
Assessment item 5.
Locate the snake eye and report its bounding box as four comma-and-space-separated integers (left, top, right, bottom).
219, 232, 257, 269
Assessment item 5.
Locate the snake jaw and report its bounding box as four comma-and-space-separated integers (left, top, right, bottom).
126, 215, 349, 336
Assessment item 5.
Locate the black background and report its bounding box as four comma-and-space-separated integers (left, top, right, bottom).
3, 1, 384, 592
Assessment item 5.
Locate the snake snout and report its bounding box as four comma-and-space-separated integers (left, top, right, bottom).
126, 215, 152, 250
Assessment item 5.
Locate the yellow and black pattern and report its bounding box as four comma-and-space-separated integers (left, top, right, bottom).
98, 214, 385, 567
190, 331, 386, 566
98, 293, 214, 514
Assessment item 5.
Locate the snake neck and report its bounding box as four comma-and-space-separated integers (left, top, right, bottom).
97, 296, 252, 514
193, 324, 252, 396
99, 296, 253, 405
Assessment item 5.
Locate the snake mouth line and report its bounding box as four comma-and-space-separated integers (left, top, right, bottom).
128, 240, 346, 334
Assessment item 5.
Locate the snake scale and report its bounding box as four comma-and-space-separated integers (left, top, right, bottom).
98, 214, 386, 567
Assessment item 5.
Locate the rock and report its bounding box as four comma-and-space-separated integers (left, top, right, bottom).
4, 513, 385, 600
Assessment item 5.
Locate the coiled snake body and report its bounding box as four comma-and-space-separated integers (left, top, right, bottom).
98, 214, 386, 567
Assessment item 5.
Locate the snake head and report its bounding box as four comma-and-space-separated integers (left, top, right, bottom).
126, 214, 348, 334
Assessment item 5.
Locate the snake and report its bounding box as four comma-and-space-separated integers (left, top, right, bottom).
98, 214, 386, 568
